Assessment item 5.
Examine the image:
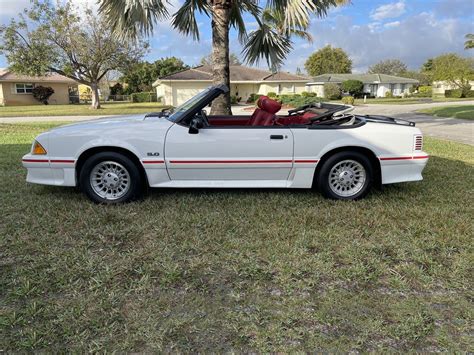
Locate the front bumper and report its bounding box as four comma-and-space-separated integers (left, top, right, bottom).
379, 153, 429, 184
22, 154, 77, 186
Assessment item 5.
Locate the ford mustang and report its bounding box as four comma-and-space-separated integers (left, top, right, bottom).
22, 84, 428, 203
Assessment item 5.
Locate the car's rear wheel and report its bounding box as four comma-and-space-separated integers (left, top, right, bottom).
79, 152, 143, 204
317, 151, 373, 200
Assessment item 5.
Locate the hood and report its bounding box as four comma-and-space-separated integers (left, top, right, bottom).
51, 114, 145, 132
49, 114, 162, 133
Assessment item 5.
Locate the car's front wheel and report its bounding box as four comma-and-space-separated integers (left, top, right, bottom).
317, 151, 373, 200
79, 152, 144, 204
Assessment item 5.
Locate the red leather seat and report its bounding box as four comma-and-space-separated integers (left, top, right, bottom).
248, 96, 282, 126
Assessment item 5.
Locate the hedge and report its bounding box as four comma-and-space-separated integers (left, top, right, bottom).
131, 92, 158, 103
445, 89, 463, 98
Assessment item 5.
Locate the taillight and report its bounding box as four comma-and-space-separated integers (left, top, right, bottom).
414, 135, 423, 151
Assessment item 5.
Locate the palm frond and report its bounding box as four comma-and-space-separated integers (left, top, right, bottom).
290, 29, 313, 42
172, 0, 209, 40
98, 0, 169, 39
230, 0, 261, 43
242, 23, 292, 69
267, 0, 338, 30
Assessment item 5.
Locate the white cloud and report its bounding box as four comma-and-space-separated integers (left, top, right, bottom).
384, 21, 401, 28
284, 11, 469, 74
370, 1, 406, 21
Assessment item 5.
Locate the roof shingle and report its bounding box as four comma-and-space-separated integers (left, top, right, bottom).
155, 65, 309, 83
0, 69, 77, 83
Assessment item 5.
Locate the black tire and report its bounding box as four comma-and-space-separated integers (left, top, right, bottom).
317, 151, 373, 200
79, 152, 144, 204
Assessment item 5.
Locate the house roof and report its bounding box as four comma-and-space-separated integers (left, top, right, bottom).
0, 69, 77, 84
153, 65, 309, 86
309, 73, 419, 84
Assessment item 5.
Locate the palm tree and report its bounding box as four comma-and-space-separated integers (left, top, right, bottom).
98, 0, 342, 114
465, 34, 474, 50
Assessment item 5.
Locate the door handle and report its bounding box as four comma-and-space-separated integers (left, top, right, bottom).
270, 135, 284, 140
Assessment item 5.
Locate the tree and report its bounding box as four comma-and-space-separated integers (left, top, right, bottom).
304, 45, 352, 77
0, 1, 147, 109
200, 53, 241, 66
98, 0, 343, 115
324, 83, 342, 100
421, 58, 434, 73
32, 86, 54, 105
121, 57, 189, 93
368, 59, 408, 76
401, 70, 432, 86
465, 34, 474, 50
341, 80, 363, 96
431, 53, 474, 95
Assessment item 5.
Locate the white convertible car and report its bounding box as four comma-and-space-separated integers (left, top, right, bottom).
22, 85, 428, 203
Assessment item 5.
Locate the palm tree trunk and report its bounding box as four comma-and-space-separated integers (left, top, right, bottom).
210, 0, 232, 115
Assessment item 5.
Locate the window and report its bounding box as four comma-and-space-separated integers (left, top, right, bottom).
15, 83, 34, 94
280, 84, 295, 93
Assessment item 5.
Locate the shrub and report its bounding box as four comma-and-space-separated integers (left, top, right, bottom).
417, 86, 432, 97
385, 90, 394, 98
230, 95, 238, 104
445, 89, 463, 98
341, 96, 355, 105
131, 92, 157, 102
267, 91, 278, 98
247, 93, 259, 103
341, 80, 364, 96
324, 83, 342, 100
110, 83, 124, 95
465, 90, 474, 98
301, 91, 317, 97
32, 86, 55, 105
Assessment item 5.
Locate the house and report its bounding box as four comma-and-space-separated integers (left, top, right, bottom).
153, 65, 310, 106
307, 74, 419, 98
0, 69, 78, 106
432, 80, 474, 95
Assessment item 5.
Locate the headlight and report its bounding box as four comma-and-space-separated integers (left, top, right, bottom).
32, 140, 47, 155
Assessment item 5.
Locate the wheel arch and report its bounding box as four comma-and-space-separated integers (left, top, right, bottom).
75, 146, 148, 187
313, 146, 381, 188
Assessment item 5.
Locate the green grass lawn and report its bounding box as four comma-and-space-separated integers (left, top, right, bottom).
0, 102, 170, 117
1, 123, 473, 352
418, 105, 474, 120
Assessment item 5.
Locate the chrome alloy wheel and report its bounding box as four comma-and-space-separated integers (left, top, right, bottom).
89, 161, 131, 200
328, 159, 366, 197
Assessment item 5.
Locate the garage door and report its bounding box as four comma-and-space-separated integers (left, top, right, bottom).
172, 85, 207, 106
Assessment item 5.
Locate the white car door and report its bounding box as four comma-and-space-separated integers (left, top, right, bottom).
164, 123, 294, 183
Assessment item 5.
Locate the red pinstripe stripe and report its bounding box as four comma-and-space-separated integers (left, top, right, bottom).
50, 159, 75, 163
142, 160, 165, 164
380, 155, 429, 161
169, 160, 293, 164
295, 159, 319, 163
22, 159, 49, 163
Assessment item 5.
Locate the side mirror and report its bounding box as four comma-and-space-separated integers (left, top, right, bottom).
188, 116, 204, 134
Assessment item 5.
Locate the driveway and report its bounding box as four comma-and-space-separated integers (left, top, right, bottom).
351, 101, 474, 146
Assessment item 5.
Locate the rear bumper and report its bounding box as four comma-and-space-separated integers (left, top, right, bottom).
379, 153, 429, 184
22, 154, 76, 186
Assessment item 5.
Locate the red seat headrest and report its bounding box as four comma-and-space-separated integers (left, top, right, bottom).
256, 96, 268, 109
257, 96, 281, 114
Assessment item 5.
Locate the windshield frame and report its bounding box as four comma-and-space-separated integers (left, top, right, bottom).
162, 85, 228, 125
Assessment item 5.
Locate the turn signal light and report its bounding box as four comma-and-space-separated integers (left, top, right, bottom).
32, 141, 47, 155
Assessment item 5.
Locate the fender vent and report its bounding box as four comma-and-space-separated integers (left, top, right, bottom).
414, 135, 423, 151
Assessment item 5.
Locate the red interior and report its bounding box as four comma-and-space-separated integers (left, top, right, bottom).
207, 95, 318, 127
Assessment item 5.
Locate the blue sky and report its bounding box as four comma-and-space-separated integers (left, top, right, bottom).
1, 0, 473, 73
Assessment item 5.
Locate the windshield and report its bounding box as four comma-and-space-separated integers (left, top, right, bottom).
167, 87, 213, 122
